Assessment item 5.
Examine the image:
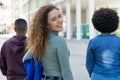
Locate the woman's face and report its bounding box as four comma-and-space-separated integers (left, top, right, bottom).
47, 9, 63, 32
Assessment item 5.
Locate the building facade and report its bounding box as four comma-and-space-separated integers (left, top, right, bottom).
19, 0, 120, 40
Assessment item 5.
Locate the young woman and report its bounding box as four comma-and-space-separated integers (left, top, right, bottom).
23, 4, 73, 80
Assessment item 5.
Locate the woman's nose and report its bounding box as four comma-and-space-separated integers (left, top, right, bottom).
58, 18, 63, 23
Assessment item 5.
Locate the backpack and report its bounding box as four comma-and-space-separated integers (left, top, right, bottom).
24, 54, 43, 80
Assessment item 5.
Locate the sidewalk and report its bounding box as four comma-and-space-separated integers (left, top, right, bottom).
67, 40, 89, 80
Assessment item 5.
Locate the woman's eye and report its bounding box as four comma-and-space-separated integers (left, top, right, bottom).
51, 15, 62, 21
58, 15, 62, 18
52, 18, 56, 21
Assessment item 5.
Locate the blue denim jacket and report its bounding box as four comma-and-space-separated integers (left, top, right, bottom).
23, 50, 43, 80
86, 34, 120, 78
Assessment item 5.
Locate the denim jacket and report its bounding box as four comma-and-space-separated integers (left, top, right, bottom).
86, 34, 120, 78
23, 50, 43, 80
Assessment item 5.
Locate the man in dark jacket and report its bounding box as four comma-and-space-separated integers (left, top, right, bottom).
0, 18, 27, 80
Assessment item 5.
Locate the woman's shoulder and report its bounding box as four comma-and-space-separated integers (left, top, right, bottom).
22, 49, 33, 62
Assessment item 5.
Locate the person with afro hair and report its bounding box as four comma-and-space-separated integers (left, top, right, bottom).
86, 8, 120, 80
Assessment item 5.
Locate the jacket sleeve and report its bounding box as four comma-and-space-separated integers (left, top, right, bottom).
86, 40, 94, 77
0, 43, 7, 75
56, 38, 73, 80
24, 59, 35, 80
23, 50, 43, 80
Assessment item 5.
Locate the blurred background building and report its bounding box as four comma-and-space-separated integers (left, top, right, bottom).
0, 0, 120, 40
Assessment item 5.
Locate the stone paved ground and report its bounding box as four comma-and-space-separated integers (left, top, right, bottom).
67, 40, 89, 80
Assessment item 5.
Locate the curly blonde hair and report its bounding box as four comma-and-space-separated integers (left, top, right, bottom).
27, 4, 58, 61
